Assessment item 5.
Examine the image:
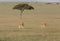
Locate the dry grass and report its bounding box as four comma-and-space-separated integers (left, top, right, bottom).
0, 2, 60, 41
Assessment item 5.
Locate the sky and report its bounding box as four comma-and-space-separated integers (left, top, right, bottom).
0, 0, 60, 2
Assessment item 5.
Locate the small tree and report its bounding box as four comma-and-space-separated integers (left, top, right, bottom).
56, 3, 59, 5
46, 3, 52, 5
13, 3, 34, 29
13, 3, 34, 20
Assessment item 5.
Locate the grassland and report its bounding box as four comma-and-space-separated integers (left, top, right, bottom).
0, 2, 60, 41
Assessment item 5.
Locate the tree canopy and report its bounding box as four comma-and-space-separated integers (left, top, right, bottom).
13, 3, 34, 10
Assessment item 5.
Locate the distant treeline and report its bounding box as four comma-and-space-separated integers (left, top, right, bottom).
45, 3, 60, 5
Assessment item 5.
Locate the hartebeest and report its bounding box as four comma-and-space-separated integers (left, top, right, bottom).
19, 21, 24, 29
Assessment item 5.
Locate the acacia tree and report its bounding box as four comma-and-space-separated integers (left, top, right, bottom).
56, 3, 59, 5
13, 3, 34, 28
46, 3, 52, 5
13, 3, 34, 20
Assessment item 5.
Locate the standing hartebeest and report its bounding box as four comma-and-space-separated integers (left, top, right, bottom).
19, 21, 24, 29
40, 22, 47, 29
40, 22, 47, 36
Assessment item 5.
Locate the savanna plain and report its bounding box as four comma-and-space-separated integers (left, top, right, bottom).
0, 2, 60, 41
